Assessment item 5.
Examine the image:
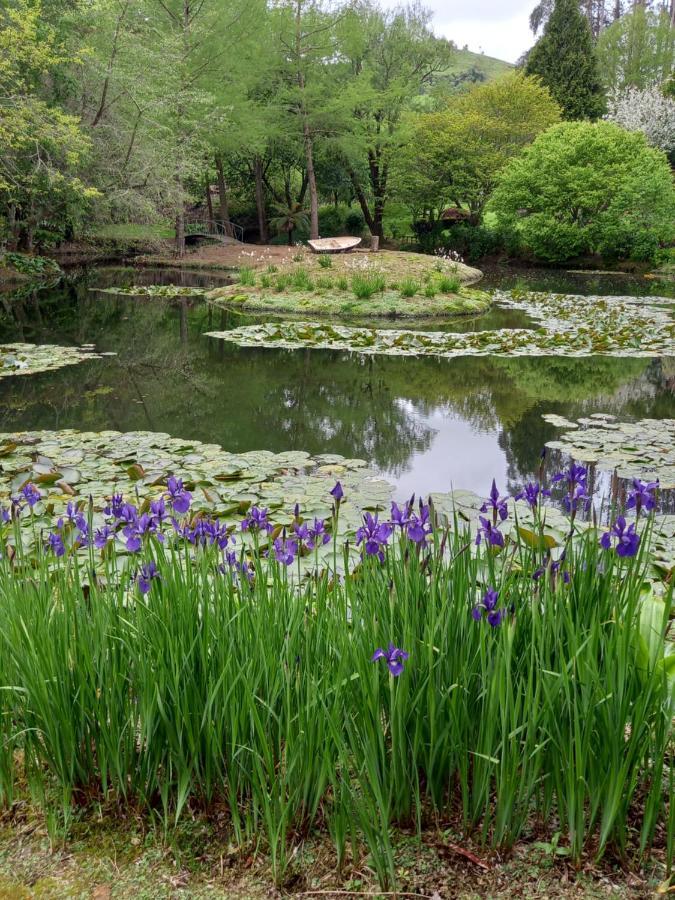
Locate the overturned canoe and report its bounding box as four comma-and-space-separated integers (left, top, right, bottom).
307, 236, 362, 253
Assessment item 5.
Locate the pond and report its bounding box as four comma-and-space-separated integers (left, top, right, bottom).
1, 264, 674, 500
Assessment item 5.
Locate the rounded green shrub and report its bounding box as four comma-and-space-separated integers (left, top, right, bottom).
490, 121, 675, 263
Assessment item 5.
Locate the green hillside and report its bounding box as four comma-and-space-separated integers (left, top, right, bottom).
416, 48, 513, 106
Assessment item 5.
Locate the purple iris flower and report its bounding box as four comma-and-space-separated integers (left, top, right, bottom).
104, 493, 125, 518
0, 507, 10, 525
552, 462, 590, 517
562, 483, 590, 516
472, 588, 505, 626
626, 478, 658, 516
241, 506, 272, 534
330, 481, 344, 503
137, 561, 160, 594
390, 498, 414, 528
124, 513, 158, 553
515, 482, 550, 511
116, 503, 138, 527
295, 518, 330, 550
165, 476, 192, 515
371, 643, 409, 676
475, 516, 504, 548
150, 497, 167, 524
480, 479, 509, 524
48, 532, 65, 557
356, 513, 393, 561
19, 483, 41, 508
600, 516, 640, 558
94, 524, 115, 550
273, 536, 298, 566
407, 503, 432, 544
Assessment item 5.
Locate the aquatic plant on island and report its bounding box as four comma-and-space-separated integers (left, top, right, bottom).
0, 463, 672, 891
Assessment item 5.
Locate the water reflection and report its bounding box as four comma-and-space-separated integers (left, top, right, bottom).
0, 268, 673, 498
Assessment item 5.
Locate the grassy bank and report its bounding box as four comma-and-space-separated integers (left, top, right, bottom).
0, 467, 671, 895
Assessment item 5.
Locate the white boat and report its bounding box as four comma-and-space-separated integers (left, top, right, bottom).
307, 236, 362, 253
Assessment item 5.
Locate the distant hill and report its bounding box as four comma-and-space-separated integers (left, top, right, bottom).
415, 48, 513, 107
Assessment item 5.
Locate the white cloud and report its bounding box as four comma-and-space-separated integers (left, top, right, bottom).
381, 0, 536, 64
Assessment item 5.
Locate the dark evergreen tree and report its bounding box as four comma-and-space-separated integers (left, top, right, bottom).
526, 0, 607, 119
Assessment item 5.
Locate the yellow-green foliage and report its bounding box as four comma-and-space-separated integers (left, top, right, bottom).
394, 71, 561, 219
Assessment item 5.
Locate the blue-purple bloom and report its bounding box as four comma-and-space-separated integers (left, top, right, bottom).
356, 512, 393, 561
475, 516, 504, 548
406, 502, 432, 545
390, 498, 414, 528
272, 535, 298, 566
94, 524, 115, 550
515, 482, 550, 511
19, 482, 41, 508
48, 532, 65, 557
165, 476, 192, 515
104, 492, 125, 519
480, 479, 509, 524
626, 478, 658, 516
371, 643, 409, 676
471, 587, 505, 627
552, 462, 590, 516
0, 507, 10, 525
600, 516, 640, 558
294, 518, 330, 550
137, 561, 160, 594
330, 481, 344, 503
241, 506, 272, 534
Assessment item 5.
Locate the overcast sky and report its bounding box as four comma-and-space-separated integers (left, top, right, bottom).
383, 0, 536, 64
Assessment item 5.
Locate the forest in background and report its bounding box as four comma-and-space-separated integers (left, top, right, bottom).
1, 0, 674, 260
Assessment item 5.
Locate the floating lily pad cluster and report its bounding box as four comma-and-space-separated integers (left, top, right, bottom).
206, 290, 675, 358
0, 343, 107, 379
0, 429, 393, 557
543, 413, 675, 575
543, 414, 675, 490
94, 285, 207, 298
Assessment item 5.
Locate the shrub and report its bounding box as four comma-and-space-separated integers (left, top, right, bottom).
318, 206, 344, 237
275, 274, 290, 291
336, 276, 348, 291
399, 278, 419, 297
424, 282, 437, 298
345, 210, 365, 235
238, 266, 256, 286
490, 121, 675, 263
317, 254, 333, 268
351, 273, 386, 299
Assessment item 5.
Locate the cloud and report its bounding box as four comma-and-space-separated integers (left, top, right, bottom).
380, 0, 536, 63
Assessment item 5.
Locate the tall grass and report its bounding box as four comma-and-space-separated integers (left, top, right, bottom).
0, 502, 671, 888
351, 273, 386, 299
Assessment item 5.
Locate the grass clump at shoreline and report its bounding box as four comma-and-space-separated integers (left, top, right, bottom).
0, 466, 671, 893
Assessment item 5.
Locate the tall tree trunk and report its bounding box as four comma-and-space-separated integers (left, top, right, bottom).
303, 120, 319, 239
253, 156, 268, 243
215, 154, 232, 236
614, 0, 622, 20
346, 166, 376, 235
288, 227, 294, 246
175, 209, 185, 257
205, 172, 214, 233
670, 0, 675, 27
7, 204, 18, 251
295, 0, 319, 239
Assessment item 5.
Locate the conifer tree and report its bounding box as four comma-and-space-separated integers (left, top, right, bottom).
526, 0, 606, 119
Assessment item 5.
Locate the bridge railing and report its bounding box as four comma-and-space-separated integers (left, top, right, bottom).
184, 220, 245, 243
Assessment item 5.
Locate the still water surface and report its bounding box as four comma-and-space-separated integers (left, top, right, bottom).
1, 264, 673, 498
